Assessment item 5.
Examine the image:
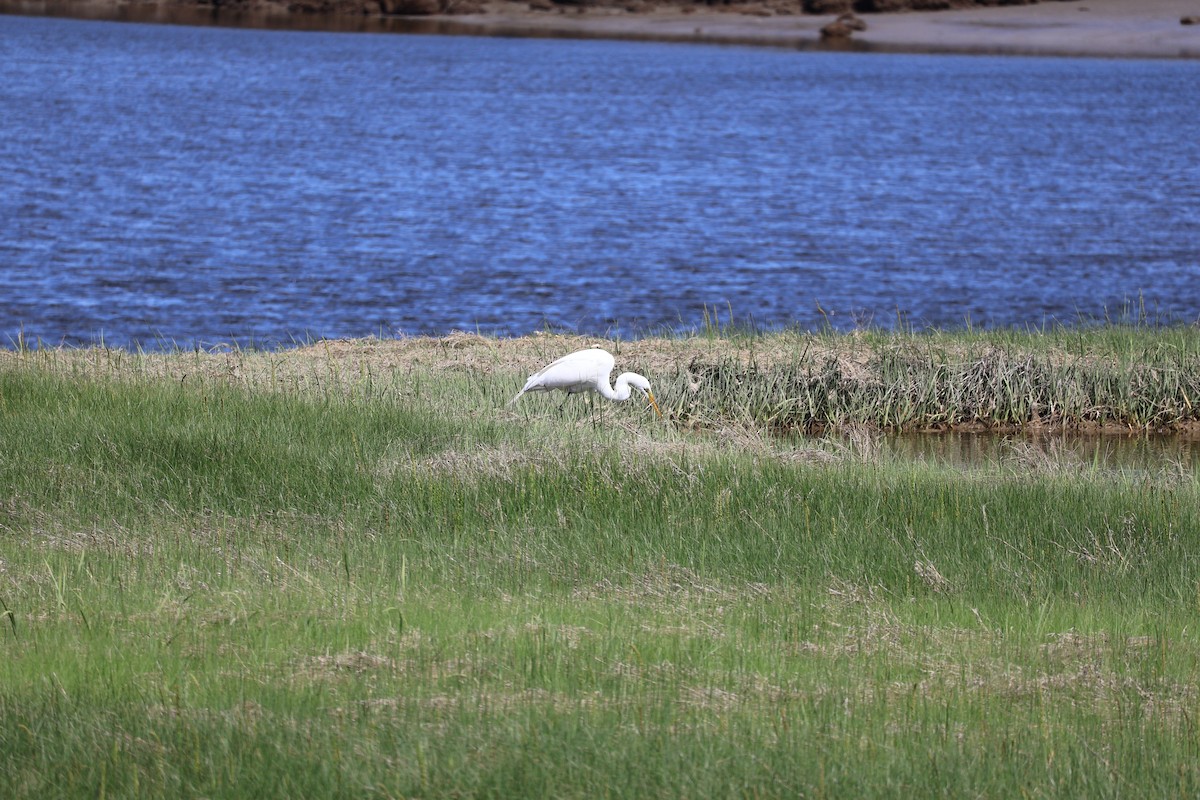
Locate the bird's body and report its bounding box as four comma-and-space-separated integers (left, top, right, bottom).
511, 347, 661, 416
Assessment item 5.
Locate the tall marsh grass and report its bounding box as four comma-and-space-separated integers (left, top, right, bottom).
665, 326, 1200, 432
1, 331, 1199, 798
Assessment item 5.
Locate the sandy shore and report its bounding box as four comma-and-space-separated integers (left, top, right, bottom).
441, 0, 1200, 58
4, 0, 1199, 57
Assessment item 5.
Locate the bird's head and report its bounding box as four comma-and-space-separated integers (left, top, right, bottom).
627, 374, 662, 418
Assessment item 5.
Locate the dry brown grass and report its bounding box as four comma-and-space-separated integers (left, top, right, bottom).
0, 331, 867, 392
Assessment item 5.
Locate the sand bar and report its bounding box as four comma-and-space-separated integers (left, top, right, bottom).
443, 0, 1200, 58
3, 0, 1200, 58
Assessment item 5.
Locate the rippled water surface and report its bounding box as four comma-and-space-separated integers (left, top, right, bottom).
2, 14, 1199, 348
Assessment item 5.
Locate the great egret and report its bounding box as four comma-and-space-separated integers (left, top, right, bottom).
511, 347, 662, 417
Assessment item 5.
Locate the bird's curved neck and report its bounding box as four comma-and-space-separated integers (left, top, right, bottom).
604, 374, 633, 402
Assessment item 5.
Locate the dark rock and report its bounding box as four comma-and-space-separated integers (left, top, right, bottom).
1183, 16, 1200, 25
820, 19, 853, 37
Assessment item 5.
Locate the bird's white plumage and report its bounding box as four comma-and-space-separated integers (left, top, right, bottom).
511, 347, 661, 416
516, 348, 615, 397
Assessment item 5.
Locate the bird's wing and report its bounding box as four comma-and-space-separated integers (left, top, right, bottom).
511, 348, 614, 402
531, 348, 614, 383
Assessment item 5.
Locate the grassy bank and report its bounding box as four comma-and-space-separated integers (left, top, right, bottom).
2, 329, 1199, 797
16, 321, 1200, 433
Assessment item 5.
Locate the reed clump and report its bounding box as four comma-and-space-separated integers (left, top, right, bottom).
665, 336, 1200, 433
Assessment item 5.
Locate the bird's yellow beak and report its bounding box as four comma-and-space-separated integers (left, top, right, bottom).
647, 391, 662, 418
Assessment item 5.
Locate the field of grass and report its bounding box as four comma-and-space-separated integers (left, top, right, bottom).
2, 329, 1199, 798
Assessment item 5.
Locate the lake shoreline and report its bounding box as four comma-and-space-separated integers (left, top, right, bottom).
4, 0, 1200, 58
410, 0, 1200, 59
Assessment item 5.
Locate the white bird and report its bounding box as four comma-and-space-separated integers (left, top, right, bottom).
511, 347, 662, 417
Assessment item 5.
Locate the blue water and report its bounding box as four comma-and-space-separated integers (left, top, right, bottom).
2, 14, 1199, 349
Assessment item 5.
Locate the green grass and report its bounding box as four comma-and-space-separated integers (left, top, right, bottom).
2, 334, 1199, 798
